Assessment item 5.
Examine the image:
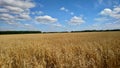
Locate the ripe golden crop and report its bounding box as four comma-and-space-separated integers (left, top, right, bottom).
0, 32, 120, 68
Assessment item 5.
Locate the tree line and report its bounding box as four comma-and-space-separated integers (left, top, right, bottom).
0, 29, 120, 34
0, 31, 41, 34
71, 29, 120, 33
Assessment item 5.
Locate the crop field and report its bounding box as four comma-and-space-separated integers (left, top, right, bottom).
0, 32, 120, 68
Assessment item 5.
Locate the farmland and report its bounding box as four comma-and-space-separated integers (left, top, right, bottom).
0, 32, 120, 68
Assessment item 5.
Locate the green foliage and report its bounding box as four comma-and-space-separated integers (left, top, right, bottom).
0, 31, 41, 34
0, 29, 120, 34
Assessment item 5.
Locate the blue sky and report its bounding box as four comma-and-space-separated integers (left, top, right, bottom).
0, 0, 120, 32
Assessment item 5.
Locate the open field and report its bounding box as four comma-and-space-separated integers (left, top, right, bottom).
0, 32, 120, 68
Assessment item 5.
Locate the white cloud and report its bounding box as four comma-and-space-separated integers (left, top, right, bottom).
0, 0, 35, 24
60, 7, 74, 15
0, 13, 14, 21
0, 8, 9, 12
100, 8, 112, 15
93, 5, 120, 30
4, 6, 24, 14
17, 14, 31, 20
35, 15, 57, 24
0, 0, 35, 9
68, 16, 85, 25
100, 6, 120, 19
60, 7, 68, 12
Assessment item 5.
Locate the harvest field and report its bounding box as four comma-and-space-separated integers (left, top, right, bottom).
0, 32, 120, 68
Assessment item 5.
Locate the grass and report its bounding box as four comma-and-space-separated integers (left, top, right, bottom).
0, 32, 120, 68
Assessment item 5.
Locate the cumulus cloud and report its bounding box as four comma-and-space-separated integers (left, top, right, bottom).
17, 14, 31, 20
68, 16, 85, 25
0, 0, 35, 24
94, 5, 120, 29
4, 6, 24, 14
100, 8, 112, 15
100, 6, 120, 19
0, 13, 18, 24
95, 6, 120, 22
60, 7, 68, 12
60, 7, 74, 15
0, 14, 14, 20
0, 0, 35, 9
35, 15, 57, 24
0, 8, 9, 13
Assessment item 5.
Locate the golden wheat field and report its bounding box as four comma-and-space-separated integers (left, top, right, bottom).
0, 32, 120, 68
